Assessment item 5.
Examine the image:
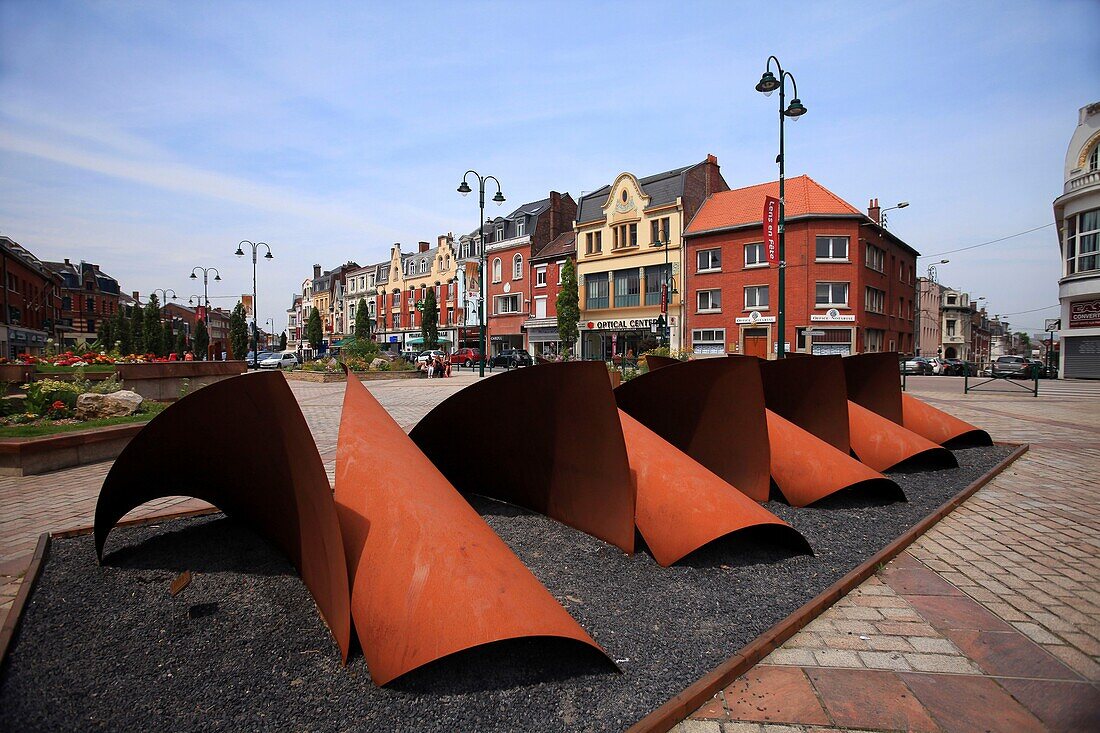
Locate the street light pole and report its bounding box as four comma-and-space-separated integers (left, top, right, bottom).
457, 171, 505, 378
756, 56, 807, 359
235, 241, 273, 370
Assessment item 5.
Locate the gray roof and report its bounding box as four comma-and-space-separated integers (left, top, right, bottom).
576, 163, 696, 223
469, 195, 559, 244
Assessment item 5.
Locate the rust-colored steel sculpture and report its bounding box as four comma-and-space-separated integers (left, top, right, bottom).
94, 371, 352, 661
337, 371, 611, 685
843, 352, 905, 424
615, 358, 772, 502
620, 410, 810, 565
409, 361, 636, 553
759, 355, 850, 453
901, 393, 994, 448
848, 400, 958, 472
766, 409, 905, 506
643, 354, 680, 371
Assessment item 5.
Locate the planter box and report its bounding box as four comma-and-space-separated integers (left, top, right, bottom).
0, 365, 34, 388
284, 371, 345, 383
350, 371, 418, 381
113, 361, 247, 400
0, 423, 145, 476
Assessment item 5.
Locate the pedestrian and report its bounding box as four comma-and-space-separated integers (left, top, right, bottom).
426, 358, 435, 378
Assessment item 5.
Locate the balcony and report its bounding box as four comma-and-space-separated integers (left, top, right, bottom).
1065, 169, 1100, 194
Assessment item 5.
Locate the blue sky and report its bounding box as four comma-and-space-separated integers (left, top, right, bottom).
1, 0, 1097, 333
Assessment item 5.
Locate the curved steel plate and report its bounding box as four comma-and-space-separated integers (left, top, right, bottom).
615, 358, 771, 502
410, 361, 636, 552
643, 354, 680, 371
620, 410, 810, 566
848, 400, 958, 472
766, 409, 904, 506
843, 352, 904, 424
337, 371, 610, 685
94, 371, 352, 661
759, 355, 850, 452
901, 393, 993, 448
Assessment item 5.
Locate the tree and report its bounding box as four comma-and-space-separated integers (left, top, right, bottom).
163, 318, 174, 358
420, 288, 438, 349
97, 316, 113, 351
354, 299, 371, 341
175, 328, 187, 359
229, 302, 249, 359
279, 332, 287, 350
143, 294, 164, 357
307, 308, 324, 352
556, 258, 580, 358
193, 319, 209, 360
114, 309, 131, 354
130, 303, 145, 355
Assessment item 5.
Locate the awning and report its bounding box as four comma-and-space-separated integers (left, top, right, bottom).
406, 337, 453, 346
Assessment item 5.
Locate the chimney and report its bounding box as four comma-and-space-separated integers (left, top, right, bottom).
64, 258, 70, 265
132, 291, 140, 301
868, 198, 881, 225
419, 241, 430, 253
705, 154, 722, 194
312, 264, 321, 279
548, 191, 563, 239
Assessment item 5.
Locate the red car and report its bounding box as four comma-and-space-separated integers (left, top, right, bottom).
448, 348, 484, 367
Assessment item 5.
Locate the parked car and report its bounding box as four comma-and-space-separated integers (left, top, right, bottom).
399, 350, 420, 363
245, 351, 274, 366
490, 349, 532, 369
991, 355, 1030, 378
900, 356, 934, 375
259, 351, 301, 369
417, 349, 446, 364
448, 348, 483, 367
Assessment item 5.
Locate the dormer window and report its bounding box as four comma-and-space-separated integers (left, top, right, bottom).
515, 217, 526, 238
496, 224, 505, 241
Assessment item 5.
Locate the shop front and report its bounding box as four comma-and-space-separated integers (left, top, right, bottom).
1063, 298, 1100, 378
580, 316, 663, 364
524, 318, 563, 360
734, 311, 776, 358
803, 310, 856, 356
490, 333, 523, 355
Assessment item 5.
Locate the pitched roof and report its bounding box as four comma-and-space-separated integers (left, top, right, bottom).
532, 231, 576, 261
684, 175, 863, 235
576, 163, 697, 223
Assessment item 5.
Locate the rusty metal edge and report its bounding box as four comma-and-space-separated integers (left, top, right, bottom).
52, 505, 222, 540
0, 532, 51, 671
625, 441, 1029, 733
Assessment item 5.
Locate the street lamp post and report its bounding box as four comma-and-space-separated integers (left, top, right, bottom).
266, 318, 276, 350
457, 171, 505, 378
654, 229, 678, 348
235, 241, 273, 369
755, 56, 807, 359
879, 201, 910, 229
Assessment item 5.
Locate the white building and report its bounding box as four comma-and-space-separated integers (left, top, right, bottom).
1053, 102, 1100, 378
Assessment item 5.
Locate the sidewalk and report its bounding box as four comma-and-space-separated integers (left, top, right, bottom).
678, 376, 1100, 733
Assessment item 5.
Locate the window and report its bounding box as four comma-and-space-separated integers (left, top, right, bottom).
495, 224, 505, 241
865, 287, 885, 314
515, 218, 526, 238
495, 294, 522, 314
697, 289, 721, 312
865, 329, 885, 353
61, 296, 71, 311
697, 248, 722, 272
1065, 208, 1099, 275
650, 217, 671, 245
946, 319, 956, 337
585, 231, 603, 255
492, 258, 502, 283
86, 297, 95, 314
613, 269, 640, 307
1090, 144, 1098, 172
392, 313, 400, 328
744, 243, 765, 267
815, 282, 849, 307
392, 292, 399, 307
865, 244, 885, 272
585, 274, 609, 309
512, 253, 523, 280
613, 223, 638, 249
692, 328, 726, 355
816, 236, 849, 260
946, 294, 957, 305
745, 285, 769, 309
535, 267, 547, 287
557, 261, 565, 284
644, 264, 671, 306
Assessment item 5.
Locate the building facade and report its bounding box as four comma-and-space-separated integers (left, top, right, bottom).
683, 176, 919, 357
483, 192, 575, 355
526, 231, 576, 359
43, 258, 122, 347
373, 236, 461, 351
915, 277, 944, 357
576, 155, 728, 360
1053, 102, 1100, 378
0, 236, 63, 358
939, 288, 973, 361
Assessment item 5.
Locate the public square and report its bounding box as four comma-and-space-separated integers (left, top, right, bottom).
2, 373, 1097, 732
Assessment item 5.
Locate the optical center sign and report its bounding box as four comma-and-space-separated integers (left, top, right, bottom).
1069, 299, 1100, 328
583, 318, 663, 330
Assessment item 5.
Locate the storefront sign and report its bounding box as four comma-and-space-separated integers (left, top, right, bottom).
763, 196, 779, 265
810, 308, 855, 322
583, 318, 662, 331
1069, 299, 1100, 328
735, 310, 776, 325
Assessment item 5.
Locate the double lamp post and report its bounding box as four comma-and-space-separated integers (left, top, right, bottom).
236, 241, 273, 369
457, 171, 505, 378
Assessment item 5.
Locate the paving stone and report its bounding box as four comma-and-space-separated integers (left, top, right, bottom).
806, 667, 938, 732
856, 651, 912, 671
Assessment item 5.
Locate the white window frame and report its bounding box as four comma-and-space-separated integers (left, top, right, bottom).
865, 244, 885, 273
697, 288, 722, 313
535, 266, 547, 287
815, 236, 849, 262
512, 253, 523, 280
744, 285, 769, 309
495, 293, 522, 315
864, 287, 885, 314
692, 328, 726, 354
492, 257, 502, 283
815, 281, 849, 308
697, 248, 721, 273
515, 218, 526, 238
495, 224, 505, 241
744, 242, 766, 268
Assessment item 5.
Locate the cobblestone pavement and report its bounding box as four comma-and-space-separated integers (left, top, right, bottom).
2, 371, 1098, 732
680, 376, 1100, 733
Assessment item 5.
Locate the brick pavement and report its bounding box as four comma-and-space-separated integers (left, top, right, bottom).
679, 376, 1100, 733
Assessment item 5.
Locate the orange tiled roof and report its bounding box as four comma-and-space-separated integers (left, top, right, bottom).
685, 175, 863, 235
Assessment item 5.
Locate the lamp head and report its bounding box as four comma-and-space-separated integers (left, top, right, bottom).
897, 201, 910, 209
190, 272, 198, 279
457, 181, 471, 196
784, 98, 807, 119
755, 70, 779, 96
264, 251, 273, 259
492, 191, 505, 205
214, 273, 221, 281
235, 247, 245, 257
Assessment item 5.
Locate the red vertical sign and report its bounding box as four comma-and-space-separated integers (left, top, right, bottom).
196, 305, 207, 322
763, 196, 779, 265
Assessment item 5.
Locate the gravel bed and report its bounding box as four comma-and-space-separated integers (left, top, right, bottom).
1, 445, 1014, 732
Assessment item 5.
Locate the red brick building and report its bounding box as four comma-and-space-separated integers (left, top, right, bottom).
483, 192, 575, 355
525, 231, 577, 359
43, 257, 122, 347
163, 302, 232, 358
0, 235, 63, 358
683, 176, 919, 357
